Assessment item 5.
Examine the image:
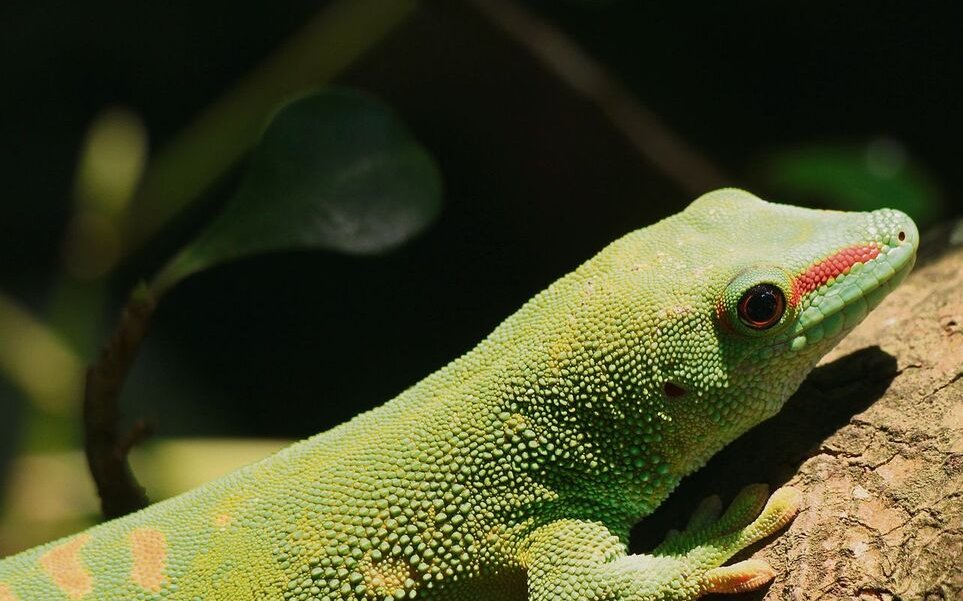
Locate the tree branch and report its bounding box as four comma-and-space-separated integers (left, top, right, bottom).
83, 284, 156, 519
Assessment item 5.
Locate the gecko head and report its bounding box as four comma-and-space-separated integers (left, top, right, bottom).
698, 189, 918, 410
591, 189, 918, 492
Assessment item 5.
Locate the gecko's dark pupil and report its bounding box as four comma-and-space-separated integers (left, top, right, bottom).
738, 284, 785, 329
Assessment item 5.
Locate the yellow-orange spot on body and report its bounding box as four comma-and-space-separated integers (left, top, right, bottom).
214, 513, 233, 528
361, 552, 414, 599
0, 583, 19, 601
39, 534, 92, 599
130, 528, 167, 592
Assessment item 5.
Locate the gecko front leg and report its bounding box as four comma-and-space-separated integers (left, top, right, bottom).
520, 485, 801, 600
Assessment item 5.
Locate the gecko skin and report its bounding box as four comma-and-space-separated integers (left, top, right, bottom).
0, 189, 918, 600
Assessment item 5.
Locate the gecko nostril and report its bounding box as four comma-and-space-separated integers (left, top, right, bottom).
898, 231, 906, 242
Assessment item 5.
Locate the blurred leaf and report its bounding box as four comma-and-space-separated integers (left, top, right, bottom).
60, 107, 147, 282
0, 294, 83, 418
0, 449, 98, 555
156, 88, 443, 293
0, 438, 287, 554
124, 0, 421, 254
761, 139, 943, 227
130, 438, 289, 498
74, 107, 148, 218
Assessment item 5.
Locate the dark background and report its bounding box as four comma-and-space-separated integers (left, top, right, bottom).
0, 0, 959, 550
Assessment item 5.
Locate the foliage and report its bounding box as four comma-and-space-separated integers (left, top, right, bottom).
156, 89, 442, 293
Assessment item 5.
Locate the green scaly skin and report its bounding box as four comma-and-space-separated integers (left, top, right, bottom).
0, 189, 918, 600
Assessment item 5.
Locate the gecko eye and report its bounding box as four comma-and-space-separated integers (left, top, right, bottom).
737, 284, 785, 330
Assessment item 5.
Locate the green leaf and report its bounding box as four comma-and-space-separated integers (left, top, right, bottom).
761, 139, 943, 228
155, 88, 442, 293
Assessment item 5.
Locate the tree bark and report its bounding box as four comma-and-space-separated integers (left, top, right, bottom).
631, 222, 963, 600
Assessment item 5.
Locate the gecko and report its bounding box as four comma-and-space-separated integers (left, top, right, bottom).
0, 189, 918, 600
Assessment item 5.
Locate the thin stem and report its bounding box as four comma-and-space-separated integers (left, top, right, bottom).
83, 283, 157, 519
465, 0, 730, 194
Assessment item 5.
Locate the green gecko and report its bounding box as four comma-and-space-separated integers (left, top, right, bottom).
0, 189, 918, 600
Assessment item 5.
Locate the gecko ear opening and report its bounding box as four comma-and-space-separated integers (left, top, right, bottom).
663, 382, 687, 398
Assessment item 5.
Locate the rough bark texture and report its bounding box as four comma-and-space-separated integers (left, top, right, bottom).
632, 222, 963, 601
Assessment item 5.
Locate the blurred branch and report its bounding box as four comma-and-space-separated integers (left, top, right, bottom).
465, 0, 729, 194
83, 284, 156, 519
123, 0, 421, 254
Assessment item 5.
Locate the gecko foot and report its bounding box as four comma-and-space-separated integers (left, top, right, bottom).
701, 559, 775, 594
654, 484, 802, 596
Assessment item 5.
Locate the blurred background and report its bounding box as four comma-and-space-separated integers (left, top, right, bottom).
0, 0, 959, 554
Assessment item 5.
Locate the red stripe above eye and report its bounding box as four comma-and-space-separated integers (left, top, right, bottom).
790, 243, 881, 306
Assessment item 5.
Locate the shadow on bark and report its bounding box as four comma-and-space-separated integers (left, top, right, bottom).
630, 346, 898, 595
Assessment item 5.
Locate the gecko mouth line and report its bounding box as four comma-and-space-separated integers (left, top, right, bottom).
786, 240, 916, 351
